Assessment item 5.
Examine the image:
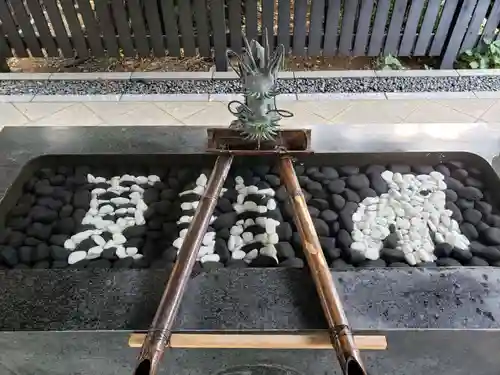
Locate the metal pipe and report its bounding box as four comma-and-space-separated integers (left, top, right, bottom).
133, 154, 234, 375
279, 156, 367, 375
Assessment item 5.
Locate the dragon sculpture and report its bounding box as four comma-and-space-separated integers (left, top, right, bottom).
226, 29, 293, 144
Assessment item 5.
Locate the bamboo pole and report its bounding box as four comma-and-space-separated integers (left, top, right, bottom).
133, 155, 234, 375
128, 333, 387, 350
279, 156, 367, 375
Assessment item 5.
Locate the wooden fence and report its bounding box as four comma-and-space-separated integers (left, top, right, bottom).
0, 0, 500, 71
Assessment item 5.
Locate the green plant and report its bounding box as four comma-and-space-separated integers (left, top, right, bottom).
458, 39, 500, 69
376, 54, 405, 70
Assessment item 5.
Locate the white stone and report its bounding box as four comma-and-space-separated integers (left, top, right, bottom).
254, 233, 267, 243
104, 240, 116, 249
237, 194, 246, 204
430, 171, 445, 180
113, 233, 127, 245
247, 186, 259, 194
267, 199, 277, 210
201, 253, 220, 263
99, 205, 114, 215
365, 247, 379, 261
255, 217, 267, 227
116, 246, 128, 259
404, 252, 417, 266
351, 242, 366, 252
228, 236, 238, 251
244, 219, 255, 228
245, 249, 259, 261
135, 211, 146, 225
235, 176, 244, 185
233, 204, 244, 214
91, 235, 106, 247
90, 199, 99, 210
108, 197, 128, 206
230, 225, 244, 236
242, 232, 254, 243
193, 185, 205, 195
196, 174, 208, 187
148, 175, 160, 184
257, 205, 267, 213
268, 233, 279, 244
64, 239, 76, 250
243, 201, 258, 211
69, 251, 88, 263
178, 216, 192, 224
381, 170, 394, 182
232, 250, 246, 260
120, 174, 135, 183
71, 230, 94, 244
181, 202, 193, 211
202, 235, 215, 247
258, 188, 275, 197
260, 245, 278, 261
351, 229, 364, 242
88, 246, 103, 256
115, 208, 128, 215
265, 219, 279, 234
92, 188, 107, 196
236, 220, 245, 226
173, 237, 184, 249
126, 247, 138, 256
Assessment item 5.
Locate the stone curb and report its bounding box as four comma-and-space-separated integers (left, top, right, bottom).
1, 68, 500, 81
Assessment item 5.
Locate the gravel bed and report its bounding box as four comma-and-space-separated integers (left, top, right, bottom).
0, 161, 499, 270
1, 76, 500, 95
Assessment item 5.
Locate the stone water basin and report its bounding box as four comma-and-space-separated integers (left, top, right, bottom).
1, 152, 499, 271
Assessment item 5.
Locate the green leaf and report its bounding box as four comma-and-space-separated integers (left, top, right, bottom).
480, 56, 489, 69
465, 49, 473, 56
484, 38, 492, 45
469, 61, 479, 69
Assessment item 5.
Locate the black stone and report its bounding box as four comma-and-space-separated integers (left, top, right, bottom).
101, 247, 117, 260
122, 225, 147, 238
7, 217, 31, 231
412, 165, 434, 174
31, 206, 58, 224
75, 238, 95, 252
321, 167, 339, 179
383, 233, 399, 248
310, 170, 327, 182
87, 259, 112, 268
445, 177, 463, 191
486, 214, 500, 228
38, 197, 63, 210
32, 260, 50, 269
0, 246, 18, 266
306, 180, 327, 199
380, 247, 406, 262
337, 229, 353, 250
312, 218, 329, 237
55, 217, 75, 234
389, 262, 411, 268
214, 238, 230, 263
327, 180, 345, 194
241, 242, 261, 253
444, 189, 458, 202
331, 194, 346, 212
445, 202, 463, 222
23, 237, 41, 246
307, 206, 320, 218
226, 259, 248, 268
320, 209, 338, 223
276, 222, 293, 241
456, 199, 475, 211
458, 186, 483, 201
358, 188, 377, 200
417, 262, 437, 268
251, 255, 278, 267
465, 177, 483, 189
59, 205, 73, 218
51, 260, 68, 269
161, 247, 177, 263
275, 186, 288, 202
73, 189, 91, 209
216, 197, 233, 213
246, 225, 266, 235
319, 237, 340, 260
361, 259, 387, 268
451, 247, 473, 263
125, 238, 144, 249
460, 222, 479, 240
389, 164, 411, 174
10, 203, 31, 217
346, 174, 370, 190
33, 244, 49, 262
364, 165, 385, 175
434, 243, 453, 257
330, 221, 340, 234
339, 211, 354, 232
309, 198, 329, 211
481, 227, 500, 245
264, 174, 281, 187
463, 208, 482, 225
339, 166, 359, 176
434, 164, 451, 176
72, 209, 86, 225
330, 259, 354, 270
342, 189, 361, 203
297, 176, 309, 188
476, 221, 490, 233
279, 257, 305, 268
452, 168, 468, 181
436, 257, 462, 267
34, 182, 54, 197
467, 256, 489, 266
217, 228, 230, 241
475, 201, 492, 216
276, 242, 295, 259
19, 246, 34, 264
347, 250, 365, 265
369, 174, 388, 194
471, 244, 500, 262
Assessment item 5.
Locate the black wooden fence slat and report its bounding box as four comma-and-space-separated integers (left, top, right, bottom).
178, 0, 197, 56
278, 0, 291, 52
399, 0, 426, 55
323, 0, 342, 55
24, 0, 58, 56
160, 0, 181, 57
228, 0, 242, 53
441, 0, 480, 68
482, 0, 500, 41
0, 26, 12, 59
413, 0, 442, 55
292, 0, 308, 56
245, 0, 258, 42
339, 0, 359, 55
353, 0, 375, 55
59, 0, 89, 57
211, 0, 227, 70
368, 0, 391, 56
193, 0, 211, 56
0, 0, 28, 57
429, 0, 461, 55
460, 0, 491, 52
41, 0, 73, 57
93, 0, 119, 57
110, 0, 135, 56
308, 0, 325, 56
76, 0, 105, 57
263, 0, 275, 51
384, 0, 409, 54
127, 0, 151, 56
10, 0, 43, 57
143, 0, 165, 56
